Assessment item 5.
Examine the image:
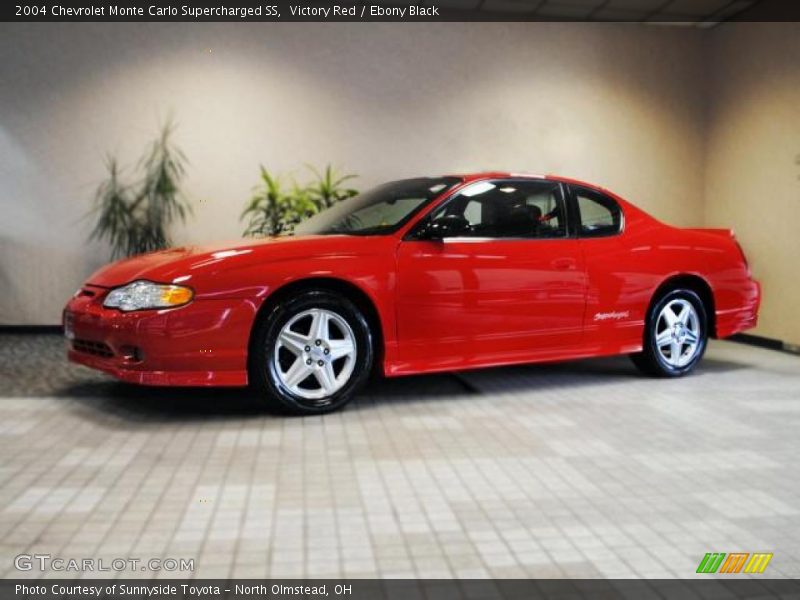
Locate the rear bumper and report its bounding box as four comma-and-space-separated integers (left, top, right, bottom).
715, 279, 761, 339
64, 286, 255, 387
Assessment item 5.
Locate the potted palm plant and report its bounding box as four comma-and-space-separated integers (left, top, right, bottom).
241, 164, 358, 237
89, 120, 192, 258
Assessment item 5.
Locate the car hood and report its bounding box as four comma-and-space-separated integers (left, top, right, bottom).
86, 235, 387, 288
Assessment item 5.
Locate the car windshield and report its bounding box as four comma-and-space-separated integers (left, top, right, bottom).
293, 177, 462, 236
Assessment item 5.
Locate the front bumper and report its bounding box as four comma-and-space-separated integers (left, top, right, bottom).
64, 285, 256, 386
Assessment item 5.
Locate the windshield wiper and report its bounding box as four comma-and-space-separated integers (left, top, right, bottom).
324, 226, 389, 236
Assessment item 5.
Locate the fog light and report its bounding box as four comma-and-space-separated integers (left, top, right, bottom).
120, 345, 143, 362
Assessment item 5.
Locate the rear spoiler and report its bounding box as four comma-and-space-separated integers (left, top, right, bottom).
683, 227, 735, 238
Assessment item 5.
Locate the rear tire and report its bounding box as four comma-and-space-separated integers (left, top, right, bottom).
630, 288, 708, 377
250, 290, 374, 415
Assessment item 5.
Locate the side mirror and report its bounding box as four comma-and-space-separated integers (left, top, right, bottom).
422, 215, 470, 240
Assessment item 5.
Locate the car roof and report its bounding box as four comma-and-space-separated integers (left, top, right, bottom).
446, 172, 611, 195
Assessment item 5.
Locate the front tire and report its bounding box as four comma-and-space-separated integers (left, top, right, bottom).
630, 289, 708, 377
250, 291, 374, 415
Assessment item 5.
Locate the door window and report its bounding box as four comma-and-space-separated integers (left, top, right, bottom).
427, 180, 567, 239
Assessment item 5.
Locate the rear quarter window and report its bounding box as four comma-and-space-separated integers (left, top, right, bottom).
574, 187, 623, 237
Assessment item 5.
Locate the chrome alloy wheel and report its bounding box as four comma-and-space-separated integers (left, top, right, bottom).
273, 308, 357, 401
654, 298, 701, 368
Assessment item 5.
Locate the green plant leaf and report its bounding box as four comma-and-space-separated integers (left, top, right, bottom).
87, 118, 193, 259
241, 163, 358, 238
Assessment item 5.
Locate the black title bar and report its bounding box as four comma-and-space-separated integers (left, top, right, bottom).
5, 579, 800, 600
4, 0, 800, 22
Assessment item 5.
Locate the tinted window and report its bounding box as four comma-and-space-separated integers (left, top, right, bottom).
574, 188, 622, 237
293, 177, 461, 236
426, 180, 567, 239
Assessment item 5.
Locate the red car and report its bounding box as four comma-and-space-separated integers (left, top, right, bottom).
64, 173, 761, 414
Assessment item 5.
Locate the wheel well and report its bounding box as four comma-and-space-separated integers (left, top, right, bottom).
247, 277, 385, 374
651, 274, 717, 337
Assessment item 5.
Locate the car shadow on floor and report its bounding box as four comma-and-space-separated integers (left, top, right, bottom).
453, 354, 750, 394
479, 353, 748, 378
54, 355, 749, 424
57, 372, 473, 423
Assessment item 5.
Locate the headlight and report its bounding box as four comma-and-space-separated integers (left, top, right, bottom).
103, 280, 194, 312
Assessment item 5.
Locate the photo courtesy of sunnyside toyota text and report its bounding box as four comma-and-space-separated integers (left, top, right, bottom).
1, 1, 799, 599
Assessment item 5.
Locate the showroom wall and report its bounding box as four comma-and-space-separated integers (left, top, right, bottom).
706, 23, 800, 346
0, 22, 707, 325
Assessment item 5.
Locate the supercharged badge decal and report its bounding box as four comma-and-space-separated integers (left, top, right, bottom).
593, 310, 630, 321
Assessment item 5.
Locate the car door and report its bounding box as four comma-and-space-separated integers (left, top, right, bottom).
568, 184, 643, 353
394, 179, 587, 373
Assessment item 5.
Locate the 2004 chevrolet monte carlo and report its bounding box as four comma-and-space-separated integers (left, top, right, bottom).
64, 173, 761, 414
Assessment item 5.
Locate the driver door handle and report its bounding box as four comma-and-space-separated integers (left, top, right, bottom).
552, 258, 576, 271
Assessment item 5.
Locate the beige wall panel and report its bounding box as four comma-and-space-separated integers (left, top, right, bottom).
706, 23, 800, 345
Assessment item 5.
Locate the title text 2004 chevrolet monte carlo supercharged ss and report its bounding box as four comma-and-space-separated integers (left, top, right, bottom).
64, 173, 761, 414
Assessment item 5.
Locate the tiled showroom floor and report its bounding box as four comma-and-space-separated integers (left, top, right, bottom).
0, 334, 798, 580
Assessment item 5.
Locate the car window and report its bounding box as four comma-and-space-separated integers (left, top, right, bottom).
574, 188, 622, 237
428, 180, 567, 239
293, 177, 461, 236
345, 197, 428, 229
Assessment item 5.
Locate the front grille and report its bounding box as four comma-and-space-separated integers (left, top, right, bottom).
72, 339, 114, 358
